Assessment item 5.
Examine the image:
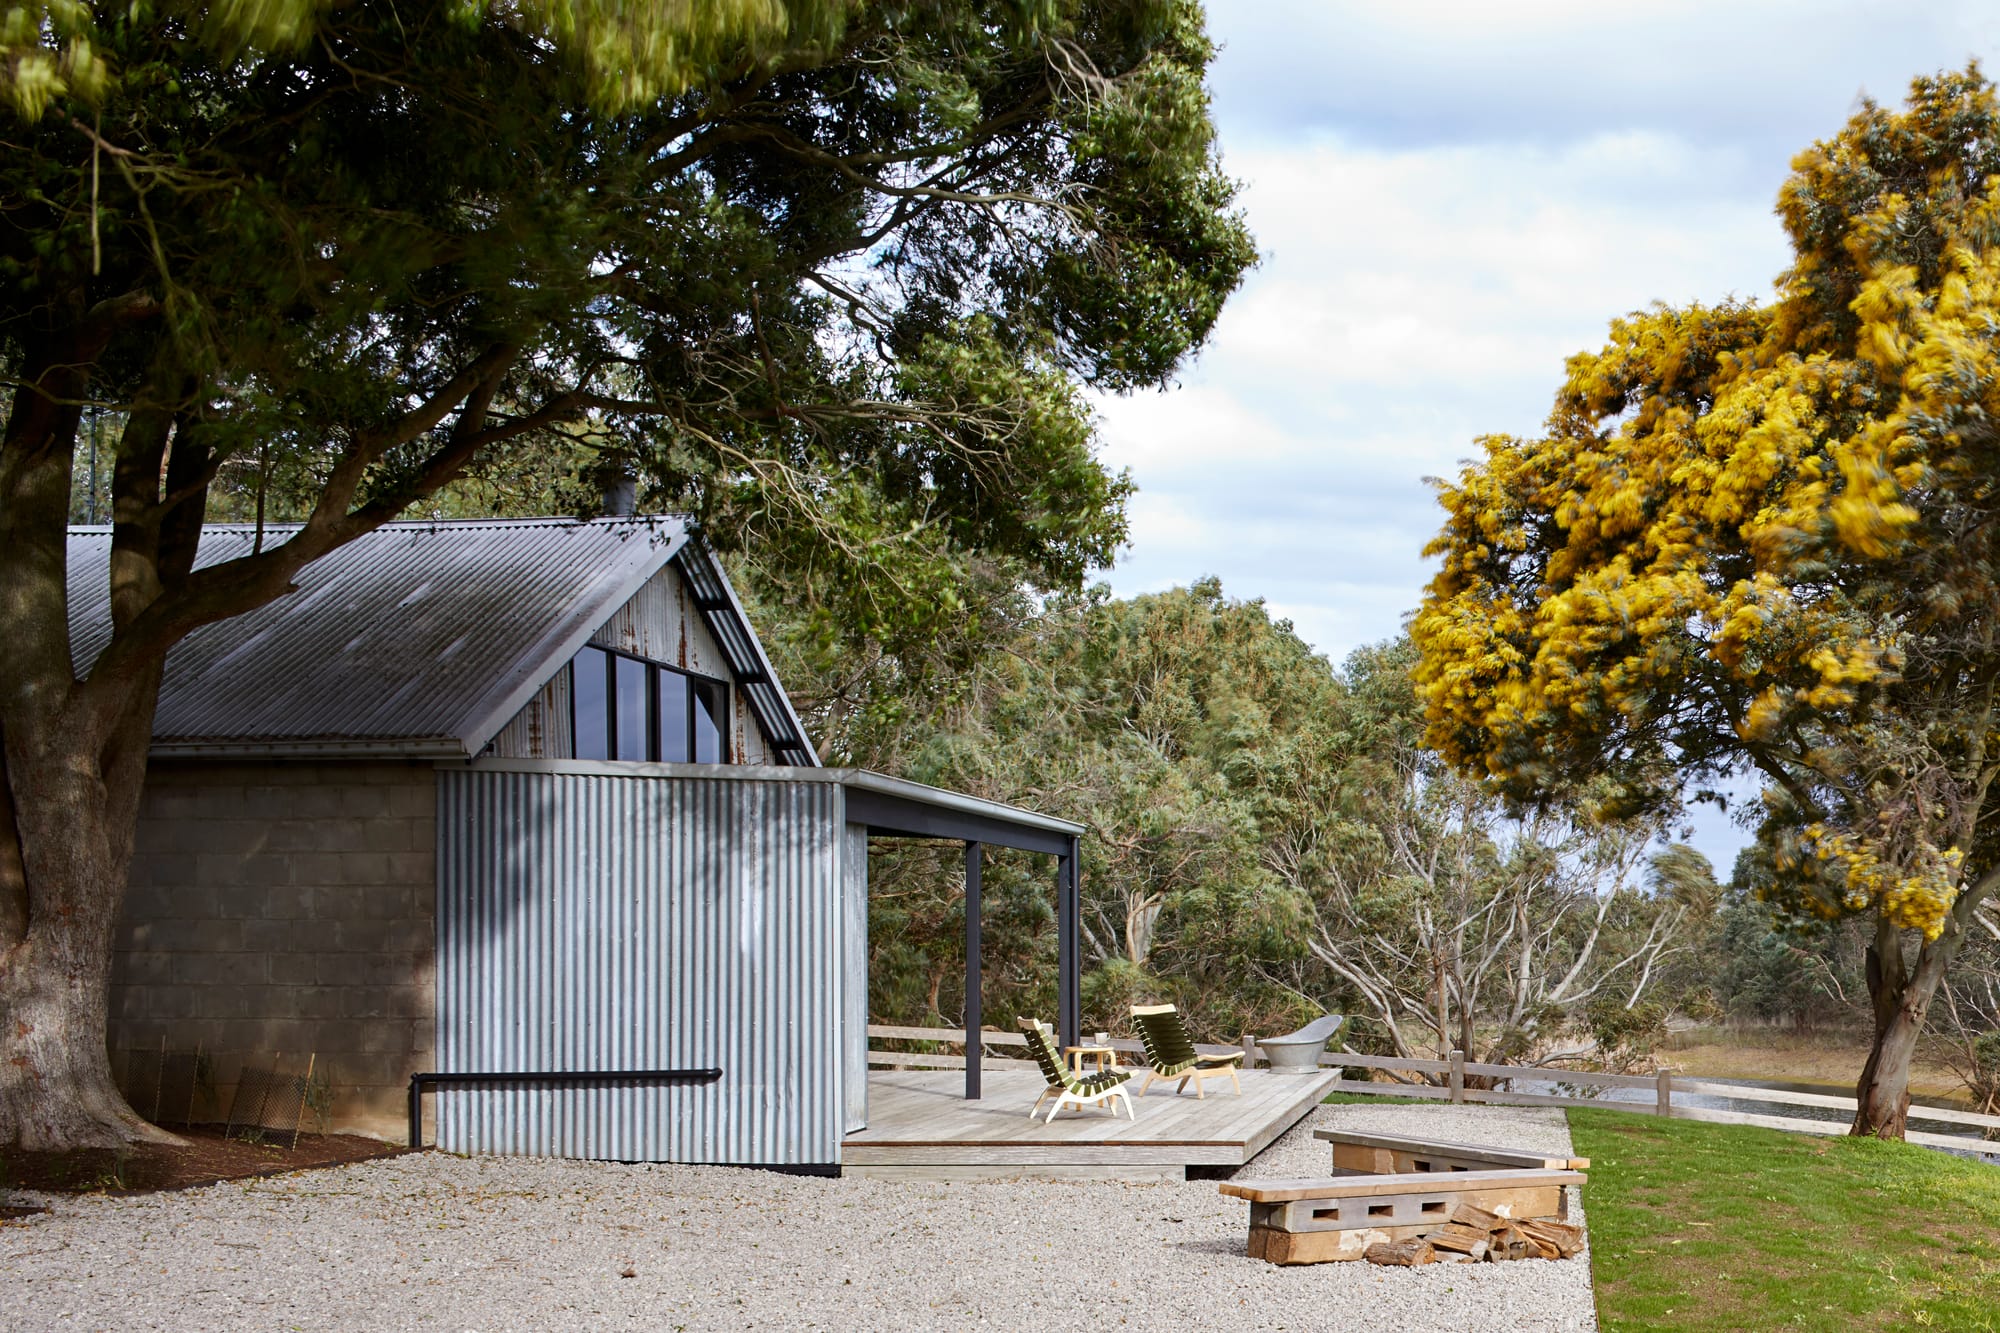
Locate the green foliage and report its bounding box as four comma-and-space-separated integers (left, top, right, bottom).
1585, 994, 1668, 1066
1709, 892, 1863, 1031
784, 578, 1353, 1040
3, 0, 857, 121
0, 0, 1252, 1149
298, 1068, 335, 1137
6, 0, 1253, 656
1649, 843, 1722, 919
765, 572, 1691, 1059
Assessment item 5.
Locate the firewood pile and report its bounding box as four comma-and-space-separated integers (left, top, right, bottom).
1363, 1202, 1585, 1267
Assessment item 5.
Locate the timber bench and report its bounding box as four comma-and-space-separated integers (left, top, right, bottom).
1218, 1168, 1586, 1265
1313, 1128, 1589, 1176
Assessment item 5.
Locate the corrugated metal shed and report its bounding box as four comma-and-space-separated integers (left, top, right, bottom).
435, 765, 848, 1163
432, 759, 1085, 1164
65, 516, 817, 763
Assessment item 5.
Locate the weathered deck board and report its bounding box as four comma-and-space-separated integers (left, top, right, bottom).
841, 1067, 1338, 1178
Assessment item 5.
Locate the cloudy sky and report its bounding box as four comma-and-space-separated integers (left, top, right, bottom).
1090, 1, 2000, 868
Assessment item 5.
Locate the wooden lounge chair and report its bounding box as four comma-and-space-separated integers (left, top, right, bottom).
1130, 1003, 1242, 1098
1019, 1020, 1134, 1122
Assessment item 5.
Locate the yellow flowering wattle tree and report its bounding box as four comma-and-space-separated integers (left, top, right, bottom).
1413, 68, 2000, 1140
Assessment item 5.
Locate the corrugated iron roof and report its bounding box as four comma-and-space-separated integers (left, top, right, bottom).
66, 516, 732, 758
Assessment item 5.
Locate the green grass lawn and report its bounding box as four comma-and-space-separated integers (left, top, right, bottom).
1570, 1109, 2000, 1332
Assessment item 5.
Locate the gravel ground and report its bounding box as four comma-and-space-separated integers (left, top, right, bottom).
0, 1103, 1596, 1332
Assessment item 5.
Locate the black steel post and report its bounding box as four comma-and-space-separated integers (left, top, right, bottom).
1057, 837, 1080, 1051
965, 840, 982, 1100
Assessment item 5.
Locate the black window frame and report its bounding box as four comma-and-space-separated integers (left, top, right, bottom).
569, 644, 731, 764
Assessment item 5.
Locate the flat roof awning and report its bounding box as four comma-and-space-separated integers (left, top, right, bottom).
837, 770, 1084, 857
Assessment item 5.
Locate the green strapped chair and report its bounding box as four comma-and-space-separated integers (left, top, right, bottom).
1019, 1020, 1134, 1122
1131, 1003, 1243, 1098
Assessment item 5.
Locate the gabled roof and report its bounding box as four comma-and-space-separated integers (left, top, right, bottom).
65, 516, 817, 764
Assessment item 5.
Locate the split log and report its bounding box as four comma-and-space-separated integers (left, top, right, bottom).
1448, 1201, 1508, 1232
1516, 1218, 1586, 1258
1364, 1238, 1437, 1267
1419, 1208, 1585, 1262
1487, 1225, 1546, 1261
1424, 1224, 1490, 1261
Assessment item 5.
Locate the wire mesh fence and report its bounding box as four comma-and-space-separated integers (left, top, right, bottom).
118, 1041, 210, 1128
224, 1055, 316, 1149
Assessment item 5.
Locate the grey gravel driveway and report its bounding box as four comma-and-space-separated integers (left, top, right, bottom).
0, 1102, 1596, 1331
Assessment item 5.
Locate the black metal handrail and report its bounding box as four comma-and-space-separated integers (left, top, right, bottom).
407, 1068, 723, 1149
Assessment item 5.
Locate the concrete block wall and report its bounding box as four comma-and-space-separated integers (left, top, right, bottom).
109, 759, 437, 1141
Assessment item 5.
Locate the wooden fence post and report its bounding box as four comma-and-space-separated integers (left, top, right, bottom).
1241, 1035, 1258, 1069
1655, 1065, 1673, 1118
1448, 1050, 1465, 1104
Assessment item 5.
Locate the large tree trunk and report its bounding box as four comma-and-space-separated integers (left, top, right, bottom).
1851, 915, 1960, 1139
1, 283, 509, 1150
0, 741, 176, 1149
0, 324, 177, 1150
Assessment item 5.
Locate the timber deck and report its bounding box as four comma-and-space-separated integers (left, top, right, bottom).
841, 1066, 1339, 1181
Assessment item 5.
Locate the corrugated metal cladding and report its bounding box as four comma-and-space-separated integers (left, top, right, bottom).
485, 667, 575, 761
588, 559, 725, 673
435, 767, 848, 1164
65, 518, 684, 750
583, 561, 774, 766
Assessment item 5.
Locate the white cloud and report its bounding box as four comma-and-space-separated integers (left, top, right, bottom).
1210, 1, 2000, 160
1095, 130, 1788, 667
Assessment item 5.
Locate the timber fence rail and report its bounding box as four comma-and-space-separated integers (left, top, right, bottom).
864, 1023, 2000, 1154
865, 1023, 1254, 1074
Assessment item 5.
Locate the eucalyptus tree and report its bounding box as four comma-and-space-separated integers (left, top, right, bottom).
1240, 641, 1691, 1074
0, 0, 1253, 1147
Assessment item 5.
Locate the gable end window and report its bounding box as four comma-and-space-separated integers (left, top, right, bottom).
570, 644, 730, 763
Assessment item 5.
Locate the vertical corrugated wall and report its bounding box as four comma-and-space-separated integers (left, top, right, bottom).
435, 767, 845, 1164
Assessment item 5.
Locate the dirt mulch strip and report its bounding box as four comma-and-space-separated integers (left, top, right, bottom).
2, 1125, 412, 1197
